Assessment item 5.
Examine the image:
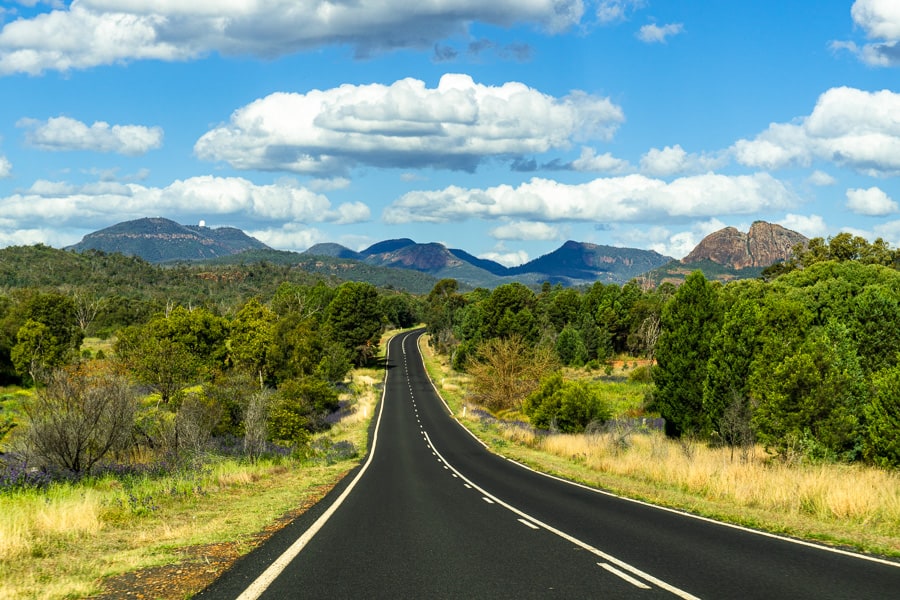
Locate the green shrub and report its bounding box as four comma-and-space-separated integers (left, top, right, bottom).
628, 365, 652, 383
524, 373, 612, 433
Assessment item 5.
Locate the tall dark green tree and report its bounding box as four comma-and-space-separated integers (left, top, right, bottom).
652, 271, 722, 437
703, 296, 762, 438
325, 282, 382, 365
751, 321, 867, 461
863, 365, 900, 467
481, 282, 538, 342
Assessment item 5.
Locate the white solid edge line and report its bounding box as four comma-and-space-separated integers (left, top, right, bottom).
423, 431, 701, 600
235, 331, 403, 600
414, 332, 900, 570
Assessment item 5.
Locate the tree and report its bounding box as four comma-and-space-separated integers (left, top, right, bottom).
378, 293, 419, 329
243, 388, 272, 462
703, 297, 762, 438
481, 283, 538, 342
9, 292, 84, 384
751, 322, 866, 461
846, 286, 900, 374
467, 335, 557, 412
325, 282, 383, 365
22, 292, 83, 355
11, 320, 58, 384
652, 271, 722, 437
555, 324, 588, 367
22, 363, 138, 473
175, 392, 224, 456
425, 279, 462, 341
115, 306, 228, 404
229, 298, 278, 388
863, 366, 900, 467
268, 377, 340, 445
71, 290, 106, 335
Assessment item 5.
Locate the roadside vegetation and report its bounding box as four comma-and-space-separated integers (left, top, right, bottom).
0, 347, 388, 599
0, 256, 419, 598
421, 233, 900, 558
420, 339, 900, 557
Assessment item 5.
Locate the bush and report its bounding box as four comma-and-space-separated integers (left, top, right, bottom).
523, 373, 612, 433
268, 377, 340, 446
628, 365, 653, 383
21, 363, 138, 473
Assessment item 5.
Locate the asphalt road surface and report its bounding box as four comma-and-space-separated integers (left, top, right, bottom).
200, 329, 900, 599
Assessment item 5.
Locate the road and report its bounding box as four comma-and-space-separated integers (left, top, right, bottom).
200, 329, 899, 599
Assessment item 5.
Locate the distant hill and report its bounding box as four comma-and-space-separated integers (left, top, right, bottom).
649, 221, 808, 285
66, 217, 270, 262
510, 240, 671, 285
349, 238, 671, 287
304, 243, 363, 260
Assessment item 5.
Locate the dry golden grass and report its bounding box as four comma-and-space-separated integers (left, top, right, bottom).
420, 335, 900, 557
0, 488, 104, 561
536, 432, 900, 527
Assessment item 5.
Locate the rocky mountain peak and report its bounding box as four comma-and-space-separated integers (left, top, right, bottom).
681, 221, 807, 269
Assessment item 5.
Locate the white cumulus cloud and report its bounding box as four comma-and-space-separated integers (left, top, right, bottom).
490, 221, 560, 241
636, 22, 684, 44
614, 219, 725, 259
807, 170, 837, 186
596, 0, 646, 24
834, 0, 900, 67
778, 214, 828, 238
0, 155, 10, 178
19, 116, 163, 155
0, 1, 587, 75
479, 249, 530, 267
195, 74, 624, 175
639, 144, 725, 177
571, 147, 631, 174
846, 186, 898, 216
731, 87, 900, 176
246, 224, 328, 252
0, 175, 369, 233
383, 172, 798, 225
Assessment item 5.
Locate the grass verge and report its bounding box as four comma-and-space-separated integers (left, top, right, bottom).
419, 335, 900, 560
0, 330, 401, 600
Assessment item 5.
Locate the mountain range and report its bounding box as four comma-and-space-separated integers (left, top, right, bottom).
64, 217, 807, 289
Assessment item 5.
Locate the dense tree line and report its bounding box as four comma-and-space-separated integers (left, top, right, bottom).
654, 261, 900, 466
426, 234, 900, 467
0, 264, 423, 476
425, 278, 673, 371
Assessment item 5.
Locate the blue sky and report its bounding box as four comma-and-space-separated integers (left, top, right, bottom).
1, 1, 899, 265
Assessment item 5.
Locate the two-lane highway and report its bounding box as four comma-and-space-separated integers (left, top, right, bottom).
201, 330, 899, 599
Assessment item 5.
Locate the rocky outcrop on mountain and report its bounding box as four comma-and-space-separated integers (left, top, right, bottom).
681, 221, 807, 269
